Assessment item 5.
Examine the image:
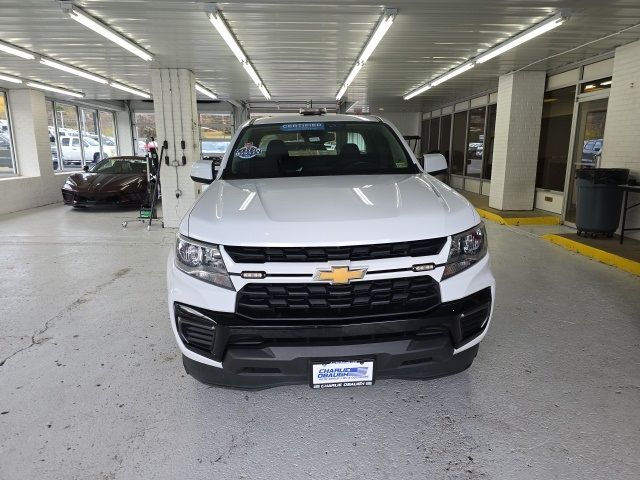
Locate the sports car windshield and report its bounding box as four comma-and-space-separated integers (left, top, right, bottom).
91, 157, 147, 174
222, 121, 419, 179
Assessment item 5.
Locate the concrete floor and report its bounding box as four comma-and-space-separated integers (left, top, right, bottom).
1, 204, 639, 480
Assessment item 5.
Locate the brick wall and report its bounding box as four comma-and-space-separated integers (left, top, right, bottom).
601, 39, 640, 239
489, 71, 546, 211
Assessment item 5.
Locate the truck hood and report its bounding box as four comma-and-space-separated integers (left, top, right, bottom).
186, 174, 479, 246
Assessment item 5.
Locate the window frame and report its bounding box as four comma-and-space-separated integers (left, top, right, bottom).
0, 89, 18, 176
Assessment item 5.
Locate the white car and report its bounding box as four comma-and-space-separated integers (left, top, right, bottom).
59, 135, 103, 165
167, 113, 495, 389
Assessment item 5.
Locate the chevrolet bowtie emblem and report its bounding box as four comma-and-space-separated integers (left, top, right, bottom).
314, 266, 367, 285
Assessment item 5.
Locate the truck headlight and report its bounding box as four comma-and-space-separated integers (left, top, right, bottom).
175, 235, 234, 290
442, 223, 487, 279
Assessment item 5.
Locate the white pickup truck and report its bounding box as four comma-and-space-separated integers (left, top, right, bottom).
167, 113, 495, 389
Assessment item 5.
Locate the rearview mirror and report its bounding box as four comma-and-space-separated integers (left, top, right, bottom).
190, 159, 215, 184
83, 165, 89, 172
423, 153, 448, 174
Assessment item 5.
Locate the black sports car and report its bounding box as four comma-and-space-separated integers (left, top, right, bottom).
61, 156, 149, 207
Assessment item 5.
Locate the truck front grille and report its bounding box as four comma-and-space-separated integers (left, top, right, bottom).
224, 238, 446, 264
236, 276, 441, 321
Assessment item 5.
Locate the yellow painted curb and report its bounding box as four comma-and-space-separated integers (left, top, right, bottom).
475, 208, 560, 226
542, 234, 640, 276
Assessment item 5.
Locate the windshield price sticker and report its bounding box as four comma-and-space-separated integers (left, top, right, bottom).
234, 143, 262, 159
311, 360, 374, 388
280, 122, 325, 132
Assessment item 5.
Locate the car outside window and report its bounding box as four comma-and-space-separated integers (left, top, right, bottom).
223, 121, 418, 179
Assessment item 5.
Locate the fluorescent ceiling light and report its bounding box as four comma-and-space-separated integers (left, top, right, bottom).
430, 62, 475, 87
600, 80, 612, 86
403, 84, 430, 101
195, 83, 218, 100
0, 73, 22, 84
110, 81, 151, 98
206, 8, 271, 100
404, 11, 567, 100
336, 8, 397, 101
258, 84, 271, 101
403, 63, 473, 100
0, 40, 36, 60
26, 81, 84, 98
66, 5, 153, 61
40, 58, 107, 84
476, 12, 567, 64
207, 11, 246, 63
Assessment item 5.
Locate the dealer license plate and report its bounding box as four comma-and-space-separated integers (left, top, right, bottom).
311, 360, 374, 389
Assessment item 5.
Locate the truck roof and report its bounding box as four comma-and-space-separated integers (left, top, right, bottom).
250, 114, 383, 125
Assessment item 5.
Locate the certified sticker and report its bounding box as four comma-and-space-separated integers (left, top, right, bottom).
280, 122, 325, 132
234, 142, 261, 159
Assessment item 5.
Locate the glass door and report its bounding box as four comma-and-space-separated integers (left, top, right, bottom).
564, 97, 608, 224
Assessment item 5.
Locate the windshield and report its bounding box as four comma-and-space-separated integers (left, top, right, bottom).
84, 137, 99, 146
222, 121, 418, 179
90, 157, 147, 174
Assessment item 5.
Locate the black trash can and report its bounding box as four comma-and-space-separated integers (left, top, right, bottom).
575, 168, 629, 237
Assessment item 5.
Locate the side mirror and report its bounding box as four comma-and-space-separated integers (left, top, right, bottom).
83, 165, 89, 172
190, 159, 215, 184
423, 153, 448, 174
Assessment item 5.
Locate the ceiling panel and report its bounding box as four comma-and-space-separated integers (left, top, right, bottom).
0, 0, 638, 112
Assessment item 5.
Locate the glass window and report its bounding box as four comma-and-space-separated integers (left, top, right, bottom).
55, 103, 81, 170
46, 101, 60, 171
580, 77, 611, 95
134, 113, 157, 155
465, 107, 486, 178
99, 111, 118, 159
0, 92, 16, 176
223, 121, 418, 179
439, 115, 451, 162
451, 111, 467, 175
429, 117, 440, 152
199, 113, 232, 159
483, 104, 497, 180
80, 108, 101, 165
536, 87, 575, 191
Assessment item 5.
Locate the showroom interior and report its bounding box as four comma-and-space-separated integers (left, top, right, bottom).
1, 1, 639, 479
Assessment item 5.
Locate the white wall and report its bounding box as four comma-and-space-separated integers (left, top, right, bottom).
381, 112, 422, 136
601, 39, 640, 239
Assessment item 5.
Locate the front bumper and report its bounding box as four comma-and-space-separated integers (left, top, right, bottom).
175, 287, 490, 389
62, 188, 145, 206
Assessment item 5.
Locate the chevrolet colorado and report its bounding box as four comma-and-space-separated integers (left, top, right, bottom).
167, 113, 495, 389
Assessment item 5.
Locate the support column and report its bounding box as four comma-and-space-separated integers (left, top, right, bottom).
115, 108, 134, 156
601, 40, 640, 239
232, 103, 250, 132
150, 68, 200, 228
7, 89, 52, 178
489, 71, 546, 211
